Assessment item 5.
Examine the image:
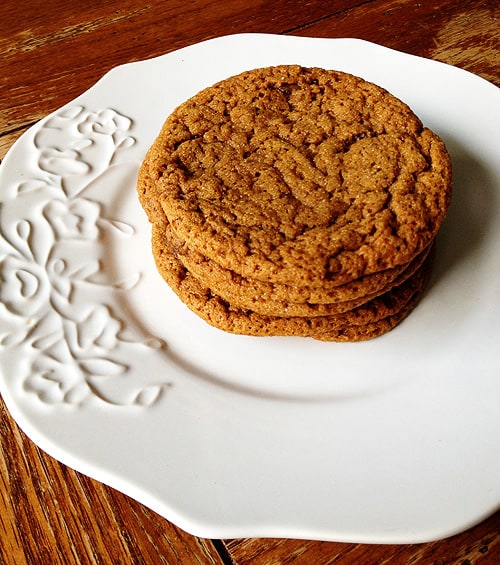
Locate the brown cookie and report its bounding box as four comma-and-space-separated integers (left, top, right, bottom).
139, 65, 452, 288
140, 152, 427, 312
165, 220, 433, 317
150, 220, 434, 341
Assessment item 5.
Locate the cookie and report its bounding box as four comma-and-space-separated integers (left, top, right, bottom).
139, 151, 427, 311
151, 219, 434, 341
164, 219, 432, 317
138, 64, 450, 341
139, 65, 452, 289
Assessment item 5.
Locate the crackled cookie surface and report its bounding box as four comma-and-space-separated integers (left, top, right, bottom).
140, 65, 452, 288
138, 65, 452, 341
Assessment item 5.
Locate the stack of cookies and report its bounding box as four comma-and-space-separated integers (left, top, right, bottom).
138, 65, 452, 341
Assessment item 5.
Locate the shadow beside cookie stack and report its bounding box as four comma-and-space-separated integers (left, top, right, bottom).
138, 66, 452, 342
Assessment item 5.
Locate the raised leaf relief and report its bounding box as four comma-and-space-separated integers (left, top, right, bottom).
0, 106, 169, 407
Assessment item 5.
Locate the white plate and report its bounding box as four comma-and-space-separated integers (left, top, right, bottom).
1, 34, 499, 544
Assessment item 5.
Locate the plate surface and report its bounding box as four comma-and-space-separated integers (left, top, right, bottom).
1, 34, 499, 543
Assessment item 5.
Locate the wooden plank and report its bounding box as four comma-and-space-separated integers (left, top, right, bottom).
0, 0, 368, 134
292, 0, 499, 86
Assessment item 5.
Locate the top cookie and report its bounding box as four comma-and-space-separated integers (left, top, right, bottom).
140, 65, 452, 287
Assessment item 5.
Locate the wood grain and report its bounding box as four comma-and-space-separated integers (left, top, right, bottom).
0, 0, 364, 136
294, 0, 499, 87
1, 0, 499, 563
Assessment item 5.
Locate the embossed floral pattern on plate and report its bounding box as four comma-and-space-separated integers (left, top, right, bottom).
0, 106, 168, 406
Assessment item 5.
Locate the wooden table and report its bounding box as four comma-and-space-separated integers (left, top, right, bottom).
1, 1, 499, 563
